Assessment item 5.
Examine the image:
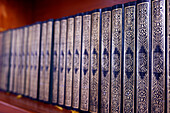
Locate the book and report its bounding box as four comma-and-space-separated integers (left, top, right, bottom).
90, 9, 101, 113
44, 19, 54, 102
39, 22, 47, 101
80, 12, 91, 111
136, 0, 151, 113
52, 20, 60, 104
58, 18, 67, 105
151, 0, 165, 112
72, 14, 82, 109
65, 16, 74, 107
25, 26, 33, 96
100, 7, 111, 113
111, 4, 123, 113
167, 0, 170, 112
123, 2, 136, 113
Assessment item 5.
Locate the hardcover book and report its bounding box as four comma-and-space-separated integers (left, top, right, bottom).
101, 7, 111, 113
168, 0, 170, 112
58, 18, 67, 105
44, 20, 54, 102
25, 26, 33, 96
90, 9, 101, 113
72, 14, 82, 109
111, 4, 123, 113
123, 2, 136, 113
52, 20, 60, 104
136, 0, 151, 113
65, 16, 74, 107
39, 22, 47, 101
80, 12, 91, 111
151, 0, 165, 112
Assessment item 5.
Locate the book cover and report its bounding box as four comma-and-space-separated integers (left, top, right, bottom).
80, 11, 91, 112
111, 4, 123, 113
39, 22, 47, 101
58, 18, 67, 105
65, 16, 74, 107
44, 19, 54, 102
25, 26, 33, 96
90, 9, 101, 113
52, 20, 60, 104
152, 0, 165, 112
72, 14, 82, 109
101, 7, 111, 113
123, 2, 136, 113
136, 0, 151, 113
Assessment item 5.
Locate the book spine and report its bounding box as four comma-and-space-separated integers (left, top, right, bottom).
25, 26, 32, 96
167, 0, 170, 112
72, 15, 82, 109
39, 22, 47, 101
52, 20, 60, 104
58, 18, 67, 105
80, 12, 91, 111
136, 0, 151, 113
44, 20, 53, 102
90, 9, 101, 113
9, 30, 15, 92
151, 0, 165, 112
65, 17, 74, 107
101, 8, 111, 113
111, 4, 123, 113
123, 2, 136, 113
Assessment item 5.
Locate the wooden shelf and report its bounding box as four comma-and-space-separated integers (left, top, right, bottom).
0, 91, 72, 113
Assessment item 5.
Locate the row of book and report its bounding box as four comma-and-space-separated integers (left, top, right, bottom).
0, 0, 169, 112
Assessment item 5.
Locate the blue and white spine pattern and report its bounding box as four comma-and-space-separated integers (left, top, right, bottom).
72, 15, 82, 109
65, 17, 74, 107
58, 19, 67, 105
124, 3, 136, 113
101, 10, 111, 113
152, 0, 165, 112
52, 20, 60, 103
111, 6, 122, 113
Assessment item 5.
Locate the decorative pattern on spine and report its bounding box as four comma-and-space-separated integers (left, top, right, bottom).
52, 20, 60, 103
44, 21, 53, 102
137, 1, 150, 113
167, 0, 170, 112
65, 17, 74, 107
123, 2, 136, 113
152, 0, 165, 112
58, 19, 67, 105
111, 5, 122, 113
39, 22, 47, 100
72, 15, 82, 109
101, 8, 111, 113
90, 10, 100, 113
80, 13, 91, 111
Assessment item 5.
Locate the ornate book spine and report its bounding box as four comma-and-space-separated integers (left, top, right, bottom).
101, 7, 111, 113
167, 0, 170, 112
136, 0, 151, 113
151, 0, 165, 112
21, 27, 28, 95
52, 20, 60, 104
123, 2, 136, 113
65, 17, 74, 107
58, 18, 67, 105
39, 22, 47, 101
9, 30, 15, 92
44, 20, 53, 102
80, 12, 91, 111
90, 9, 101, 113
111, 4, 123, 113
72, 14, 82, 109
25, 26, 32, 96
